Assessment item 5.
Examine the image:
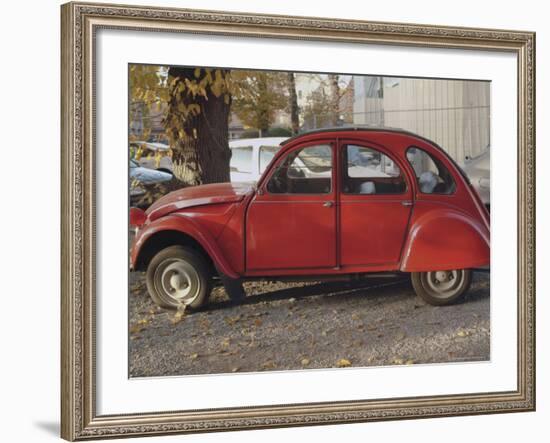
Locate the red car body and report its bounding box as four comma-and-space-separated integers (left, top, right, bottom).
130, 128, 489, 308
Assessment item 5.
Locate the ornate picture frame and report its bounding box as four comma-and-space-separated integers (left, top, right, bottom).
61, 2, 535, 440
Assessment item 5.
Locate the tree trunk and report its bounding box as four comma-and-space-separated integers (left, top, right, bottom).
257, 76, 271, 136
165, 67, 232, 186
328, 74, 340, 127
287, 72, 300, 135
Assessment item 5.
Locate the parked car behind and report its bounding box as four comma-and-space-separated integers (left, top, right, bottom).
131, 141, 173, 174
461, 149, 490, 209
229, 137, 287, 182
130, 159, 172, 206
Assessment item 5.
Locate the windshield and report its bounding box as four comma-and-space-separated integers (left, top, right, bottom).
259, 145, 281, 173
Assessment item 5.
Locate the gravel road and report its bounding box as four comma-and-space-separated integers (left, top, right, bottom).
129, 272, 490, 377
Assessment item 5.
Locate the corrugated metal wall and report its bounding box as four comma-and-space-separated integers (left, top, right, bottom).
353, 77, 490, 162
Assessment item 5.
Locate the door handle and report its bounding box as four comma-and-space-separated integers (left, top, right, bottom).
323, 201, 334, 208
401, 200, 414, 206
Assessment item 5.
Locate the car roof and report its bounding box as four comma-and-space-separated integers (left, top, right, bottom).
280, 126, 427, 146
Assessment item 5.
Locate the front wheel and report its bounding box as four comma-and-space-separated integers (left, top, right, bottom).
146, 246, 212, 310
411, 269, 472, 306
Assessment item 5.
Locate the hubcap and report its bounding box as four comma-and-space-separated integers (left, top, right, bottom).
424, 270, 463, 298
154, 259, 201, 305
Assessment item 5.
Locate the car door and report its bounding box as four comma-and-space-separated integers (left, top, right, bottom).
339, 141, 413, 267
246, 141, 337, 271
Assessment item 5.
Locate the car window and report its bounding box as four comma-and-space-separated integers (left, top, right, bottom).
230, 146, 253, 174
406, 147, 456, 194
259, 145, 280, 173
343, 145, 406, 195
266, 144, 332, 194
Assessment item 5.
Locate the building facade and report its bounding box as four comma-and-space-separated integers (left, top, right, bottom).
353, 77, 490, 162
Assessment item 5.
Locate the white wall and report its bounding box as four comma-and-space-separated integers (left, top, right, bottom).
353, 77, 491, 161
0, 1, 546, 442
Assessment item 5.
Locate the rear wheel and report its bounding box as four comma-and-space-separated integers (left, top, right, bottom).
411, 269, 472, 306
146, 246, 212, 310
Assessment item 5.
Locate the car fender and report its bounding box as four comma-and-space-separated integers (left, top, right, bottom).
400, 208, 490, 272
132, 213, 239, 279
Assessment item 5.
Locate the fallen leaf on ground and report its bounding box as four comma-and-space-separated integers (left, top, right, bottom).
393, 358, 405, 365
171, 311, 185, 325
301, 358, 310, 366
261, 361, 276, 370
336, 358, 352, 368
130, 321, 148, 334
224, 315, 241, 326
457, 330, 470, 337
190, 353, 199, 360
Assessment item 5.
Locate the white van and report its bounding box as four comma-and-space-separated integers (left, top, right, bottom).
229, 137, 287, 182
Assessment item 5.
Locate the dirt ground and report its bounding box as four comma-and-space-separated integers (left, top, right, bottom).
128, 271, 490, 377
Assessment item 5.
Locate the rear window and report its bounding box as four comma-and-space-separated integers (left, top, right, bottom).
406, 147, 456, 194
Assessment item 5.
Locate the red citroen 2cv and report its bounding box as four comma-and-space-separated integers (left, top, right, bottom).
130, 128, 490, 310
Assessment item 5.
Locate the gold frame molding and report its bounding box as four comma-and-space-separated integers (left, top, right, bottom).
61, 2, 536, 440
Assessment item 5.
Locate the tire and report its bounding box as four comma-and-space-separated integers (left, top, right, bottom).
411, 269, 472, 306
146, 246, 212, 310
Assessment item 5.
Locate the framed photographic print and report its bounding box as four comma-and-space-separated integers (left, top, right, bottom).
61, 1, 536, 440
